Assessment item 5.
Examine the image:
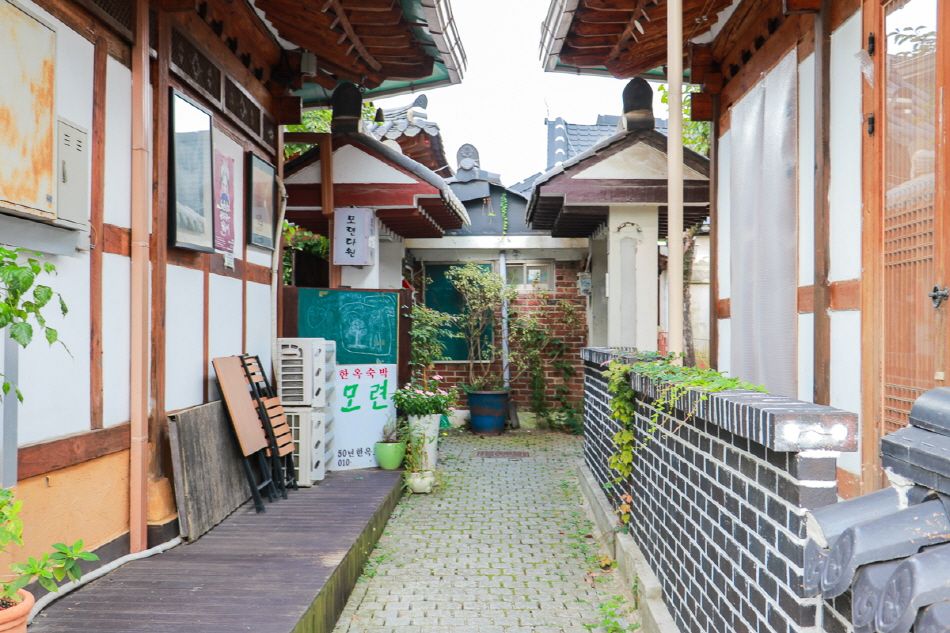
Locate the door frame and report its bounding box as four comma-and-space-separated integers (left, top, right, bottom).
860, 0, 950, 493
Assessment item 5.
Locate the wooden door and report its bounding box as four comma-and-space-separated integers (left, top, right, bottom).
880, 0, 944, 435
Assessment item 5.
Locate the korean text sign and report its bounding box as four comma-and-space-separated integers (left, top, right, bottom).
330, 364, 396, 470
331, 207, 375, 266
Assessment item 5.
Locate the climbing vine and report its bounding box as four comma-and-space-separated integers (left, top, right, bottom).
500, 193, 509, 236
281, 221, 330, 285
605, 357, 765, 523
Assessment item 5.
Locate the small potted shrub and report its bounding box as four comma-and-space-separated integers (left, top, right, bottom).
392, 379, 455, 471
402, 428, 435, 494
374, 419, 405, 470
0, 489, 98, 632
444, 263, 516, 435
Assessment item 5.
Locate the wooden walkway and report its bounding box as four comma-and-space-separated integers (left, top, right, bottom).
30, 470, 402, 633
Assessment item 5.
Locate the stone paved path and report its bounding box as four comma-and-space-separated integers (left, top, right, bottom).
333, 431, 639, 633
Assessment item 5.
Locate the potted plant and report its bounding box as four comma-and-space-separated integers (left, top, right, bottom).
0, 247, 97, 630
374, 419, 405, 470
444, 263, 516, 435
402, 428, 435, 494
392, 379, 455, 470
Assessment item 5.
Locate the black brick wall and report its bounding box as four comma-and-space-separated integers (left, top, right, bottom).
583, 358, 846, 633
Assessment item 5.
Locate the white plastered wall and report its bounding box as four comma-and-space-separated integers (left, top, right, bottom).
8, 1, 95, 445
589, 234, 608, 347
607, 205, 658, 350
378, 239, 406, 290
245, 281, 272, 377
829, 10, 863, 473
716, 131, 731, 371
164, 265, 205, 412
104, 56, 132, 228
102, 253, 131, 427
207, 275, 243, 401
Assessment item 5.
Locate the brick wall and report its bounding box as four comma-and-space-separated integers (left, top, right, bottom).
582, 349, 858, 633
432, 260, 587, 410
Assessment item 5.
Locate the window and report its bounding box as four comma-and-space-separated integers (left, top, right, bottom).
505, 261, 554, 292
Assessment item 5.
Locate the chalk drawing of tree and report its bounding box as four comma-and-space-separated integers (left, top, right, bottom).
347, 318, 368, 350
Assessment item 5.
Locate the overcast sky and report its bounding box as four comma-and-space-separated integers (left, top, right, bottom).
375, 0, 667, 187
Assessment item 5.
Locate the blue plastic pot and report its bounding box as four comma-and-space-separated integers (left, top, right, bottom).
467, 391, 509, 435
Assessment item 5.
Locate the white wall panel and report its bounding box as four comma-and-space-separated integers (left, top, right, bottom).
716, 131, 731, 299
101, 253, 130, 426
103, 57, 132, 228
797, 312, 814, 403
207, 274, 243, 401
54, 15, 94, 132
164, 265, 204, 412
18, 252, 91, 444
798, 54, 816, 285
717, 319, 730, 377
246, 246, 272, 267
830, 310, 862, 473
245, 281, 272, 380
828, 11, 863, 282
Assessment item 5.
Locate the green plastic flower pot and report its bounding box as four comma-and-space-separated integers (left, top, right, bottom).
374, 441, 406, 470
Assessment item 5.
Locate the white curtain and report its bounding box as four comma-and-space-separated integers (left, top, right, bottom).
729, 51, 799, 396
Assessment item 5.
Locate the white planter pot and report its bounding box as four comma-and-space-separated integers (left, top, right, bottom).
406, 470, 435, 494
407, 414, 441, 470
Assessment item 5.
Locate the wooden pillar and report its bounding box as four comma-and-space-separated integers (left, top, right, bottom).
812, 0, 832, 405
89, 36, 108, 430
321, 134, 341, 288
709, 95, 721, 370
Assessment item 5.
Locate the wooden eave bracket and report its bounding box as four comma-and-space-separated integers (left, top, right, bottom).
782, 0, 820, 15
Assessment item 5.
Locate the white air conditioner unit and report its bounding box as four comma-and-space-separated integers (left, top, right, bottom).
285, 406, 330, 486
277, 338, 336, 407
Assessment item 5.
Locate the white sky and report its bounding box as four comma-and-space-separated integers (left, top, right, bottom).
375, 0, 667, 186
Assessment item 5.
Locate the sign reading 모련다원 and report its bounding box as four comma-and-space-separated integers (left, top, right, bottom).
332, 207, 375, 266
330, 364, 396, 470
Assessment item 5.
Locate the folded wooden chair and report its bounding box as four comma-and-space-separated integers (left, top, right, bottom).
212, 355, 277, 512
239, 355, 297, 494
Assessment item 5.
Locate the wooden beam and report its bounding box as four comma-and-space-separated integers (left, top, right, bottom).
783, 0, 820, 15
275, 96, 302, 125
716, 298, 731, 319
690, 92, 714, 122
688, 43, 715, 85
322, 0, 383, 72
284, 132, 325, 144
812, 0, 831, 406
320, 135, 341, 288
18, 423, 131, 481
103, 224, 132, 256
90, 36, 108, 431
829, 279, 860, 311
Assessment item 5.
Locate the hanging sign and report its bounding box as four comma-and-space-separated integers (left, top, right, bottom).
332, 207, 375, 266
330, 364, 396, 470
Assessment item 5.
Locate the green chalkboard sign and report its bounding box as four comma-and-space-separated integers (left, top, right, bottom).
297, 289, 399, 365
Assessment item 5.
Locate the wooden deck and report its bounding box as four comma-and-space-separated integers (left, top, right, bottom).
30, 470, 402, 633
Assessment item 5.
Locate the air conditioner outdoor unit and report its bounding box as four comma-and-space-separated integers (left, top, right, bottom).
276, 338, 336, 407
285, 407, 330, 486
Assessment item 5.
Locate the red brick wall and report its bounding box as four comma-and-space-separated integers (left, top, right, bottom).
431, 260, 588, 410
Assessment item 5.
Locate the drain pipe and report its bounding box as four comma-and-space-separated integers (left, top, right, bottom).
499, 250, 510, 388
270, 178, 288, 376
28, 537, 181, 623
667, 0, 685, 360
128, 0, 151, 553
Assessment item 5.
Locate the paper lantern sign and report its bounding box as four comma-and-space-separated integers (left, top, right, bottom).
332, 207, 375, 266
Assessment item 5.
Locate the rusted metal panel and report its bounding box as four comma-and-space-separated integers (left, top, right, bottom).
0, 0, 56, 220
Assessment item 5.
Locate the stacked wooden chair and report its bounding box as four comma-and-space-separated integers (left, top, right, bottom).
211, 354, 298, 512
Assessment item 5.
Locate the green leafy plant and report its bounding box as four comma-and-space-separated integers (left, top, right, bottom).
658, 83, 709, 156
281, 221, 329, 285
499, 192, 509, 236
0, 247, 68, 402
444, 263, 516, 391
400, 427, 434, 474
408, 304, 456, 382
283, 102, 377, 159
379, 418, 402, 443
0, 489, 98, 601
606, 357, 765, 523
392, 378, 457, 417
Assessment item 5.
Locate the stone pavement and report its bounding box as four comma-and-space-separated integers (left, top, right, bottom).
333, 431, 639, 633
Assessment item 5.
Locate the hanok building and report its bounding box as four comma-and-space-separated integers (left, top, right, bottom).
0, 0, 464, 613
369, 94, 453, 176
405, 143, 590, 414
528, 79, 710, 352
540, 0, 950, 632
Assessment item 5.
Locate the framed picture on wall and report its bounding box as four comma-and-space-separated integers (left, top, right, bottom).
246, 153, 276, 250
169, 90, 215, 252
212, 149, 235, 252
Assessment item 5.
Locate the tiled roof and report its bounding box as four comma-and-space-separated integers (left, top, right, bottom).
368, 94, 451, 174
803, 386, 950, 632
546, 114, 668, 170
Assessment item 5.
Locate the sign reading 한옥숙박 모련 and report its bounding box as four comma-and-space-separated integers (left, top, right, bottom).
330, 364, 396, 470
332, 207, 374, 266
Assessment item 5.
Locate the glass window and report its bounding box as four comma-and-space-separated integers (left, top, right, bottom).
506, 264, 525, 286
